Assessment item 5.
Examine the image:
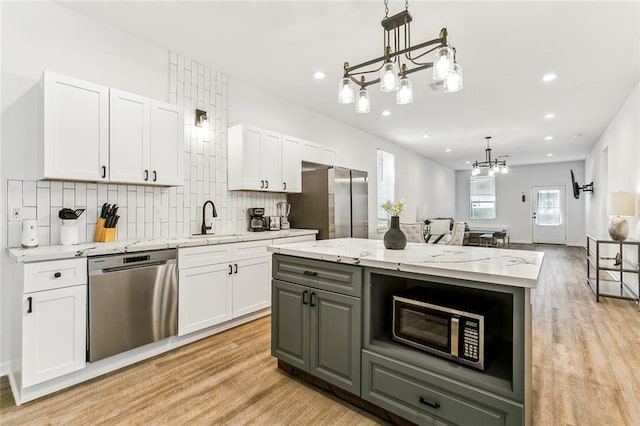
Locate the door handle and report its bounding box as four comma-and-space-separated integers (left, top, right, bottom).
419, 396, 441, 409
152, 170, 157, 182
260, 180, 264, 188
144, 170, 149, 181
309, 292, 316, 307
265, 180, 269, 189
101, 165, 107, 179
302, 290, 309, 305
228, 264, 233, 275
27, 296, 33, 313
234, 263, 238, 274
283, 182, 287, 190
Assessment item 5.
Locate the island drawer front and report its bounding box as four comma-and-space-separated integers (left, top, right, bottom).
362, 350, 523, 426
178, 245, 234, 269
272, 255, 362, 297
24, 258, 87, 293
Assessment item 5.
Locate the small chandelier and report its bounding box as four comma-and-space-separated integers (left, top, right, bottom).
471, 137, 509, 177
338, 0, 463, 112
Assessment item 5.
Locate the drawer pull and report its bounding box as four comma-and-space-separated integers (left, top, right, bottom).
419, 396, 441, 410
27, 296, 33, 313
54, 272, 62, 278
303, 270, 318, 276
302, 290, 309, 305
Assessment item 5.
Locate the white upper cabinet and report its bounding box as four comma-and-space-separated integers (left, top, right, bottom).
42, 71, 109, 181
228, 124, 283, 192
109, 89, 150, 184
150, 100, 184, 186
302, 140, 337, 166
281, 134, 302, 193
41, 71, 183, 186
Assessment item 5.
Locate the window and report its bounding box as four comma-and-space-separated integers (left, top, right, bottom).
536, 189, 562, 226
469, 176, 496, 220
377, 149, 395, 230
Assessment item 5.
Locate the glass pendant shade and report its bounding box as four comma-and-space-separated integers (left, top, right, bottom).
443, 63, 463, 93
472, 165, 481, 176
380, 61, 400, 92
501, 165, 509, 174
487, 169, 495, 177
433, 46, 454, 81
492, 163, 501, 174
355, 88, 370, 113
338, 77, 356, 104
396, 76, 413, 105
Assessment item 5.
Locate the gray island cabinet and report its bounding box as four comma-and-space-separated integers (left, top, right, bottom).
269, 238, 543, 426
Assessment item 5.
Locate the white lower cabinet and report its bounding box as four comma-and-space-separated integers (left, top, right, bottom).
22, 285, 87, 387
11, 258, 88, 392
178, 240, 272, 336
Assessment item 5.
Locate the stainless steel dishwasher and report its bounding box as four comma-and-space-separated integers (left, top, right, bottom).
88, 249, 177, 362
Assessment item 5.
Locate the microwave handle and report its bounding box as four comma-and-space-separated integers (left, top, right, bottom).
451, 317, 459, 358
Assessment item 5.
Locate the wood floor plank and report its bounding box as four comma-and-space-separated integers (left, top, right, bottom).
1, 244, 639, 425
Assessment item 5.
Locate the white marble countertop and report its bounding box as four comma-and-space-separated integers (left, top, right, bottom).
268, 238, 544, 288
7, 229, 318, 263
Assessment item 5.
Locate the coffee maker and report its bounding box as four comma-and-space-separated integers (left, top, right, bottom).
248, 207, 267, 232
277, 201, 291, 230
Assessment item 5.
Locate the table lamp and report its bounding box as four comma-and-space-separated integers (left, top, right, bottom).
606, 191, 636, 241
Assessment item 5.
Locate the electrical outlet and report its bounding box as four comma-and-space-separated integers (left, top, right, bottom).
11, 207, 21, 220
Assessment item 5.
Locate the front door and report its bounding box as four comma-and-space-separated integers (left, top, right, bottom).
532, 185, 566, 244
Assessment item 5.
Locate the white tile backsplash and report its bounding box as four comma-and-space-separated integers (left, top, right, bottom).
5, 54, 285, 248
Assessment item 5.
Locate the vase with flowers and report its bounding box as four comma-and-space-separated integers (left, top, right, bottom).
381, 199, 407, 250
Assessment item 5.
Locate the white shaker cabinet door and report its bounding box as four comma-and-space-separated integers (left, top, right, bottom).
261, 130, 282, 192
178, 263, 233, 336
228, 124, 262, 190
150, 100, 184, 186
22, 285, 87, 388
232, 256, 271, 318
281, 135, 302, 193
109, 89, 150, 184
43, 71, 109, 181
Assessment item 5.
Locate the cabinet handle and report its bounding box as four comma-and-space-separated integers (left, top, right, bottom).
228, 264, 233, 275
260, 180, 265, 189
310, 292, 316, 307
234, 263, 238, 274
283, 182, 287, 190
144, 170, 149, 181
27, 296, 33, 314
302, 290, 309, 305
265, 180, 269, 189
54, 272, 62, 278
303, 270, 318, 276
153, 170, 157, 182
419, 396, 441, 409
101, 166, 107, 179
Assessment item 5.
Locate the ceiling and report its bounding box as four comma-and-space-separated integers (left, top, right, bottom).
60, 1, 640, 170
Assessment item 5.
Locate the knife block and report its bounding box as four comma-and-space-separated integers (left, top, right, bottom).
94, 218, 116, 242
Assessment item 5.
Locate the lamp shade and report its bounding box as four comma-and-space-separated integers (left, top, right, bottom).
606, 191, 636, 216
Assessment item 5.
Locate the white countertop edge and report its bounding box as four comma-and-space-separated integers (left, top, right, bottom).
6, 229, 318, 263
268, 241, 542, 289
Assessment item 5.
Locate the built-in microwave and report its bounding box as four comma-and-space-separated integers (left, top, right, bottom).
392, 286, 498, 370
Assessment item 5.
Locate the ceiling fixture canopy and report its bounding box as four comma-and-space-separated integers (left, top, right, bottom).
471, 137, 508, 176
338, 0, 463, 112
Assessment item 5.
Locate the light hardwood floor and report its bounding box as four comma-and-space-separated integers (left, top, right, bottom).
1, 244, 639, 425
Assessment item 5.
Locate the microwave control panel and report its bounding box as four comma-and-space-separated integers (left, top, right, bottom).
460, 318, 480, 362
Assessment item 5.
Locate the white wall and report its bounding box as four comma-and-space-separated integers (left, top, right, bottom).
585, 81, 640, 240
455, 160, 587, 246
228, 77, 456, 236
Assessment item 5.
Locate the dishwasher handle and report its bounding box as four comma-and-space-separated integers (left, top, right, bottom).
95, 259, 175, 274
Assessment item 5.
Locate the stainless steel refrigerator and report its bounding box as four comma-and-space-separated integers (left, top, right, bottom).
287, 167, 368, 239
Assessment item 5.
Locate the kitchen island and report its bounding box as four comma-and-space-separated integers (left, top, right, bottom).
268, 238, 543, 426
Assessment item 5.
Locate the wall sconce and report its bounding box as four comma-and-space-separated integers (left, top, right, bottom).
195, 109, 208, 127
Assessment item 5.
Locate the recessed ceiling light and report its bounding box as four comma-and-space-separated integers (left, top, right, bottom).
465, 161, 471, 164
422, 134, 430, 139
544, 113, 555, 119
382, 110, 391, 117
544, 136, 554, 141
542, 73, 557, 82
445, 148, 451, 152
572, 133, 583, 138
313, 71, 326, 79
546, 153, 553, 157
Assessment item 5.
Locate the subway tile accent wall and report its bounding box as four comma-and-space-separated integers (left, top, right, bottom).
6, 54, 285, 248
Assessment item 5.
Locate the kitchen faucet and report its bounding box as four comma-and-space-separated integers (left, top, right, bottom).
201, 200, 218, 234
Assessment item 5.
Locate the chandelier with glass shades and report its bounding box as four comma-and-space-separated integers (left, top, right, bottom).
471, 137, 509, 176
338, 0, 463, 113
